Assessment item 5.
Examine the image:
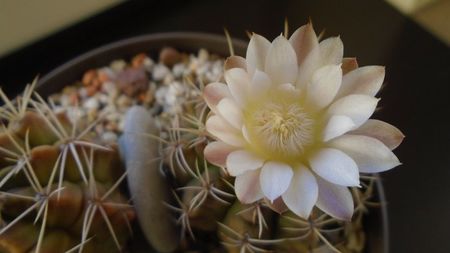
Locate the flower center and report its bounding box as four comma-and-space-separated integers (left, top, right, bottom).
252, 102, 314, 155
245, 92, 320, 163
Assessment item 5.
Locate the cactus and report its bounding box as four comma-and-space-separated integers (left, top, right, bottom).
0, 81, 134, 253
117, 24, 404, 253
114, 34, 392, 252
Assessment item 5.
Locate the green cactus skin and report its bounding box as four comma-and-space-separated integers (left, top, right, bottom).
120, 106, 179, 253
0, 84, 135, 253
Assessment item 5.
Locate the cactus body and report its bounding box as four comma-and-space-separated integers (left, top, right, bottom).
0, 85, 134, 253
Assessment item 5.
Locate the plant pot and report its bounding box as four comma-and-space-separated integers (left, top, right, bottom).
36, 32, 389, 253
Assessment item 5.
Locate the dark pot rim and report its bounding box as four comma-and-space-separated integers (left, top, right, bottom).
36, 32, 389, 253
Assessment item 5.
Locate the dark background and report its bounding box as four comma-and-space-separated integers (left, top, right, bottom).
1, 0, 449, 252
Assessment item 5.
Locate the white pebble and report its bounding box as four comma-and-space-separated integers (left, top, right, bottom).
143, 57, 155, 72
110, 60, 127, 72
117, 95, 132, 110
102, 131, 118, 143
97, 94, 109, 104
98, 67, 116, 80
83, 97, 99, 110
198, 49, 209, 62
153, 64, 170, 81
172, 63, 186, 77
79, 87, 88, 98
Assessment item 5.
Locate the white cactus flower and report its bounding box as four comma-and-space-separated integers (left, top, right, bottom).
203, 23, 404, 220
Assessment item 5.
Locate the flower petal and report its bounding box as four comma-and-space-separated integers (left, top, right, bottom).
224, 68, 251, 107
327, 94, 379, 128
341, 57, 358, 75
260, 161, 293, 201
323, 115, 356, 142
216, 98, 243, 129
250, 69, 272, 98
224, 55, 247, 71
206, 115, 245, 147
265, 35, 298, 85
349, 119, 405, 150
329, 134, 401, 173
337, 66, 385, 98
316, 177, 354, 221
282, 165, 318, 219
203, 82, 231, 114
204, 141, 237, 167
309, 148, 360, 186
289, 23, 319, 65
246, 33, 271, 77
226, 150, 264, 176
278, 83, 296, 93
319, 36, 344, 65
291, 24, 321, 91
242, 125, 251, 143
307, 64, 342, 109
235, 170, 264, 203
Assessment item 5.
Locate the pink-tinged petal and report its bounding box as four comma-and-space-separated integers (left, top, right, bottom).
235, 170, 264, 203
289, 23, 319, 65
282, 165, 318, 219
203, 82, 231, 114
337, 66, 385, 98
323, 115, 356, 142
329, 134, 401, 173
319, 36, 344, 65
327, 94, 379, 128
316, 177, 354, 221
341, 57, 359, 75
206, 115, 245, 147
204, 141, 237, 167
224, 55, 247, 71
309, 148, 360, 187
250, 69, 272, 97
216, 98, 243, 129
260, 161, 293, 201
291, 24, 321, 91
226, 150, 264, 176
296, 50, 321, 91
307, 64, 342, 109
349, 119, 404, 150
265, 35, 298, 85
224, 68, 251, 107
246, 33, 271, 77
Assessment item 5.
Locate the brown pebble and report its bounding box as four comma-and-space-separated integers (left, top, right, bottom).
86, 85, 98, 97
106, 122, 119, 131
92, 79, 102, 89
137, 93, 146, 103
141, 88, 154, 105
98, 71, 110, 82
116, 67, 149, 97
159, 47, 181, 67
82, 69, 97, 86
132, 53, 148, 68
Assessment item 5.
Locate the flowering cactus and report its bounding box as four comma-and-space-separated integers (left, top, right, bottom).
121, 23, 404, 252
